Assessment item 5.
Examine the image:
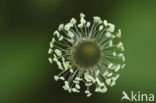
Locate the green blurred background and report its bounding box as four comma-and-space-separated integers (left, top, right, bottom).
0, 0, 156, 103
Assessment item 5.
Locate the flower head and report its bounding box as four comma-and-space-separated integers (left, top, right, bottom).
48, 13, 125, 97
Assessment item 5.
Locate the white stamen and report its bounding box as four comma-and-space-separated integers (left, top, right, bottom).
60, 76, 65, 80
85, 83, 92, 86
106, 79, 111, 85
115, 64, 121, 72
68, 31, 75, 38
78, 23, 83, 28
117, 42, 124, 50
122, 56, 125, 62
107, 72, 112, 77
86, 22, 91, 27
95, 87, 107, 93
87, 93, 92, 97
70, 18, 77, 25
103, 20, 108, 26
63, 61, 70, 70
109, 40, 113, 47
56, 61, 63, 70
80, 13, 85, 18
121, 64, 125, 69
93, 16, 102, 24
53, 54, 58, 62
58, 24, 64, 31
116, 29, 121, 38
96, 77, 103, 87
50, 38, 55, 48
118, 53, 123, 57
108, 63, 113, 69
49, 13, 125, 97
54, 75, 59, 81
53, 30, 60, 38
59, 36, 64, 41
105, 32, 112, 38
84, 72, 96, 83
80, 17, 86, 24
75, 84, 80, 89
106, 23, 115, 33
72, 88, 80, 93
75, 77, 82, 81
48, 57, 53, 64
63, 81, 71, 92
64, 23, 73, 31
70, 69, 73, 73
103, 70, 109, 76
48, 48, 53, 54
112, 52, 116, 56
55, 49, 62, 56
85, 90, 90, 94
99, 25, 104, 31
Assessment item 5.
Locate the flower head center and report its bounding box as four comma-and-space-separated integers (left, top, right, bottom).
72, 40, 102, 69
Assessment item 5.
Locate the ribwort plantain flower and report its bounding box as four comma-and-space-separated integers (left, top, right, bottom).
48, 13, 125, 97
